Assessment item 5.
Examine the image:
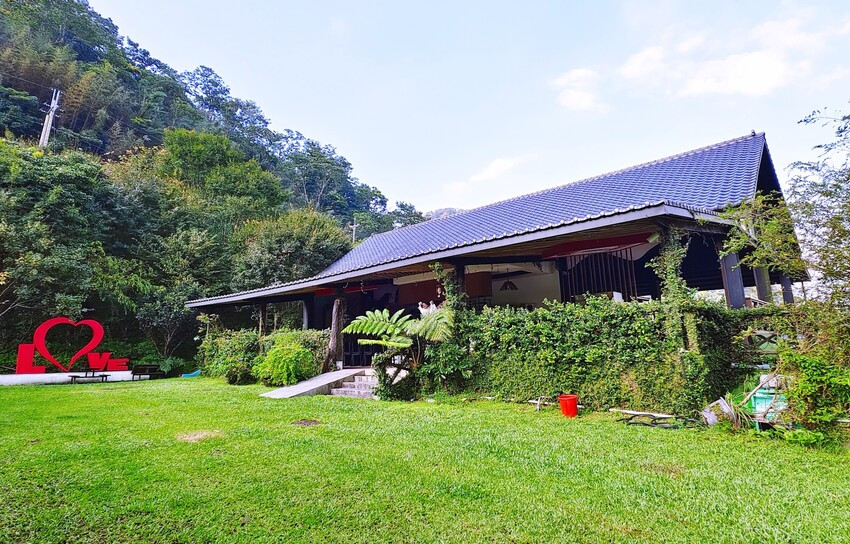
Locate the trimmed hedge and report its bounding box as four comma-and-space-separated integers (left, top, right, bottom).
452, 298, 748, 413
253, 329, 331, 386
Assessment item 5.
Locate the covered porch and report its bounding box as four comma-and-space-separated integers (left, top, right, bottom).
188, 206, 796, 368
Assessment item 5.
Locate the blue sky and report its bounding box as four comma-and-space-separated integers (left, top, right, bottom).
89, 0, 850, 212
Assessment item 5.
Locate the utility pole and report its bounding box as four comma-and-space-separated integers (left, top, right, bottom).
348, 219, 358, 243
37, 88, 61, 149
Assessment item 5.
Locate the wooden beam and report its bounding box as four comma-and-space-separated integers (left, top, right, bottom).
455, 263, 466, 297
753, 267, 773, 304
448, 255, 542, 265
717, 242, 746, 309
779, 274, 795, 304
542, 232, 655, 259
301, 294, 315, 330
555, 258, 567, 303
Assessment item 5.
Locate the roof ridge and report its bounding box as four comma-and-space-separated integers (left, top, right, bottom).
364, 131, 763, 241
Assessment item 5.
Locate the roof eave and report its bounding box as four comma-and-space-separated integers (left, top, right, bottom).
186, 202, 729, 309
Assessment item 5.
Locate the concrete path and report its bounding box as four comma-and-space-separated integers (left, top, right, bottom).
260, 368, 368, 399
0, 371, 135, 386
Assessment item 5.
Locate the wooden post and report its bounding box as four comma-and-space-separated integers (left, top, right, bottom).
717, 244, 746, 309
455, 263, 466, 298
779, 274, 795, 304
258, 303, 267, 337
753, 267, 773, 304
258, 303, 268, 353
555, 258, 567, 303
324, 294, 344, 372
301, 294, 315, 330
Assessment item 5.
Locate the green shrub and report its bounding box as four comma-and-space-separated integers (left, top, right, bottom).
420, 339, 475, 393
252, 329, 330, 386
261, 328, 330, 370
780, 352, 850, 427
253, 340, 314, 386
196, 328, 259, 384
445, 297, 745, 413
225, 362, 256, 385
158, 356, 188, 375
781, 428, 827, 448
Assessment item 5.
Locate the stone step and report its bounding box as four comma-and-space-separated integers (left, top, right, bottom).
330, 387, 375, 398
354, 375, 378, 383
339, 381, 376, 391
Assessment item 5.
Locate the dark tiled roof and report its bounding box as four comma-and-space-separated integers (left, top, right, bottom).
188, 132, 770, 306
322, 132, 766, 276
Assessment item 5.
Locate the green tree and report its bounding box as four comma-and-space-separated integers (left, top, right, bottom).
787, 110, 850, 305
230, 209, 351, 291
0, 86, 39, 138
0, 141, 127, 339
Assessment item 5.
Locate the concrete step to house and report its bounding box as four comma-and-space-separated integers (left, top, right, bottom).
339, 381, 376, 391
330, 387, 375, 398
353, 375, 379, 383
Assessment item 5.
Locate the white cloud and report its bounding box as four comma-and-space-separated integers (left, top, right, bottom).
817, 66, 850, 86
469, 156, 527, 183
619, 46, 666, 80
676, 34, 705, 54
551, 68, 607, 112
443, 155, 533, 201
750, 17, 826, 53
680, 49, 793, 97
613, 15, 846, 99
552, 67, 598, 88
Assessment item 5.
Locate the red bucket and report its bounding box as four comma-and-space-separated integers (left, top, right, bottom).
558, 394, 578, 418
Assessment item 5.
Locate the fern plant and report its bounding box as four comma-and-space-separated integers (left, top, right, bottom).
343, 308, 451, 370
343, 307, 452, 399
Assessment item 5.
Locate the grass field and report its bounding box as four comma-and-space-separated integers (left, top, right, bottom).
1, 378, 849, 543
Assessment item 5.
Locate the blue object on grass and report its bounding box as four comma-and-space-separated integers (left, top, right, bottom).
181, 369, 201, 378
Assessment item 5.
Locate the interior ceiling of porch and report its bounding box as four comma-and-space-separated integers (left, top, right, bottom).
324, 217, 712, 283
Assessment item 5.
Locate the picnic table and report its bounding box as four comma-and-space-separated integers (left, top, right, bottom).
70, 367, 110, 384
131, 364, 166, 380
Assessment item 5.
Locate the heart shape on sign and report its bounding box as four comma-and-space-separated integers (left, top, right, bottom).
32, 317, 104, 372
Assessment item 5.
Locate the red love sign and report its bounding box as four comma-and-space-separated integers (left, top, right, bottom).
13, 317, 129, 375
32, 317, 104, 372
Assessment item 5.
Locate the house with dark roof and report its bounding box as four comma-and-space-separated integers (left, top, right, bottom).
188, 132, 799, 366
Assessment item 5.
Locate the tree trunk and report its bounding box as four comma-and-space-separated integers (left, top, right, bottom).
323, 296, 344, 373
258, 303, 267, 353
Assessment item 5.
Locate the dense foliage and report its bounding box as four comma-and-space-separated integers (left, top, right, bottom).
196, 321, 260, 384
253, 329, 330, 386
450, 299, 742, 413
719, 114, 850, 438
0, 0, 425, 367
196, 319, 329, 387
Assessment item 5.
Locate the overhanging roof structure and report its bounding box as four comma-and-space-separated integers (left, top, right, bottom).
187, 132, 780, 308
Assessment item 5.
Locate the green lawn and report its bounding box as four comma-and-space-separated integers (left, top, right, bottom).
1, 379, 848, 543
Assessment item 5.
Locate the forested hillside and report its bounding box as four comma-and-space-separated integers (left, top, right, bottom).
0, 0, 423, 369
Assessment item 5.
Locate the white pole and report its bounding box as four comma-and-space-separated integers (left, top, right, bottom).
37, 89, 61, 149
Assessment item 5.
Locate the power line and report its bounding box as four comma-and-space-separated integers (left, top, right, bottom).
0, 70, 55, 92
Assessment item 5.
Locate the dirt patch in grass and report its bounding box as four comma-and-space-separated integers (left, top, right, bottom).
641, 461, 687, 477
176, 430, 221, 442
292, 419, 320, 427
